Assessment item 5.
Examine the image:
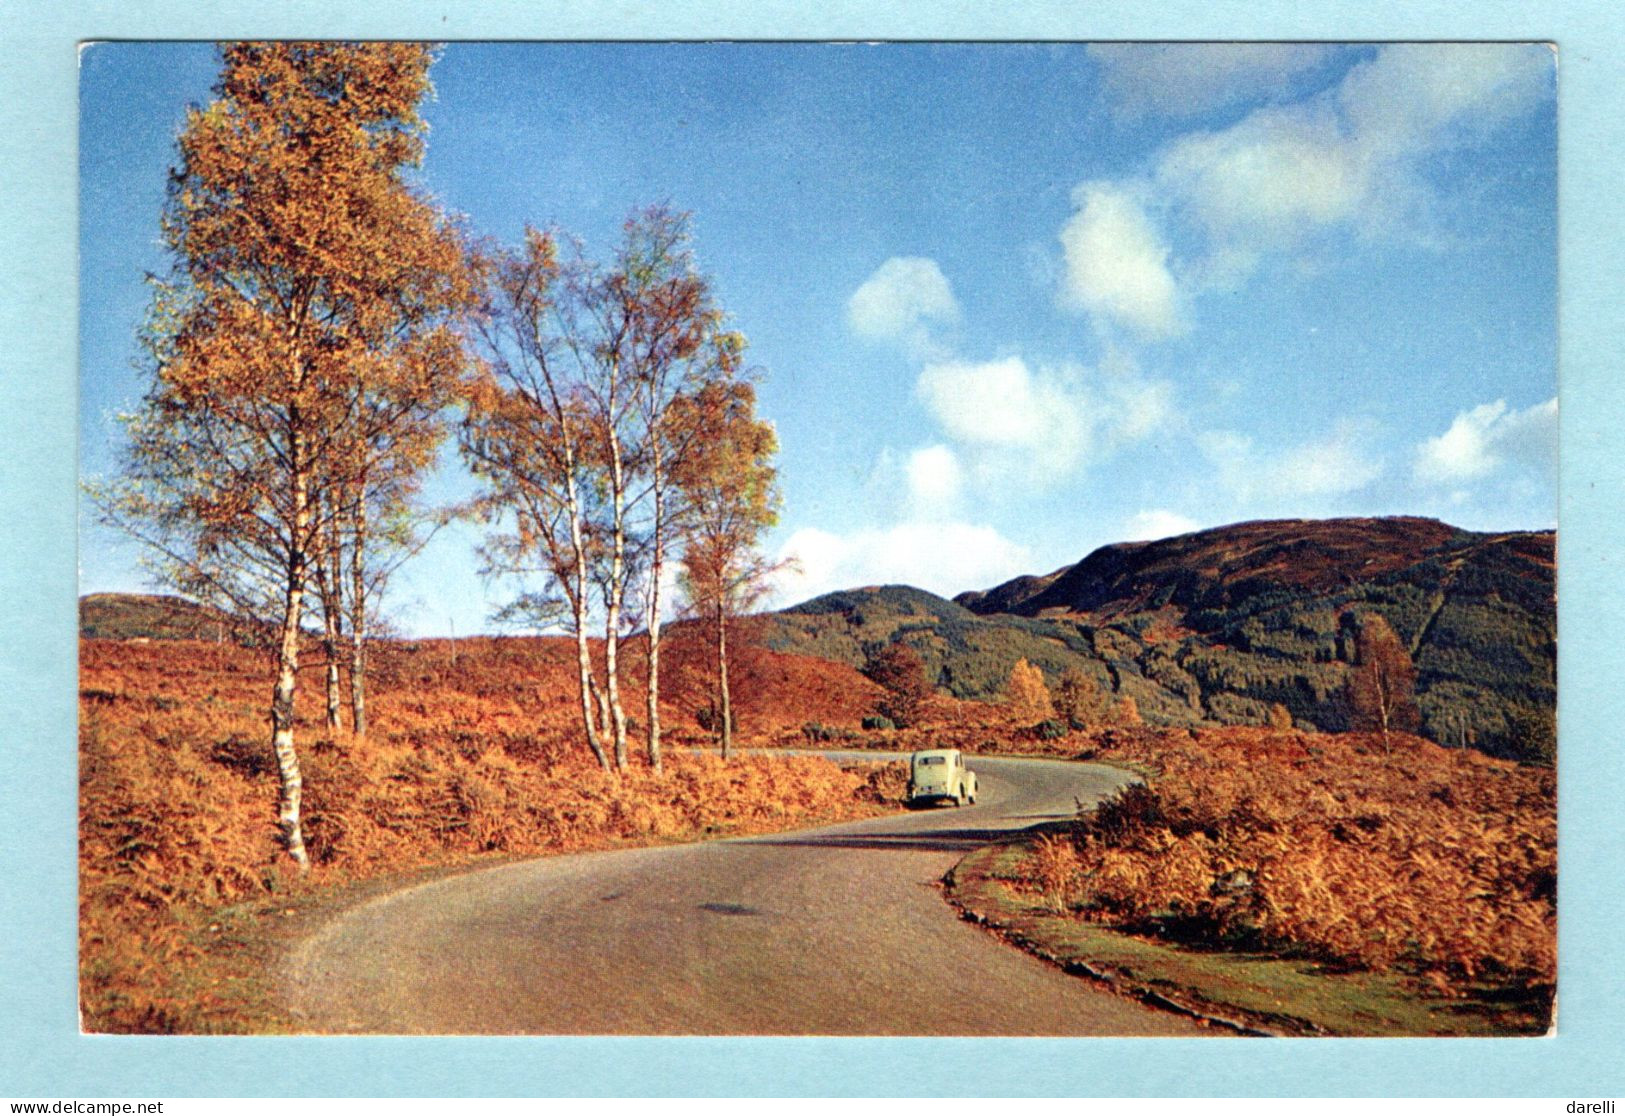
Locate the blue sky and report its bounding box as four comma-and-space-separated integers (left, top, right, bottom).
79, 42, 1558, 637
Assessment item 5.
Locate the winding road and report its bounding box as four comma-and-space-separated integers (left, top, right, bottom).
283, 754, 1209, 1035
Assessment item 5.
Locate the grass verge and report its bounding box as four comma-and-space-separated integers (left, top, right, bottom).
944, 836, 1551, 1037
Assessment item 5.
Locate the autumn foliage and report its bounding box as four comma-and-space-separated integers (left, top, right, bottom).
1003, 658, 1055, 722
464, 208, 775, 775
1023, 726, 1555, 1005
862, 641, 933, 729
103, 42, 480, 870
79, 636, 902, 1032
1344, 612, 1422, 747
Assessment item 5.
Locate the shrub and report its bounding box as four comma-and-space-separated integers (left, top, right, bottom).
1033, 719, 1068, 741
861, 715, 895, 732
695, 701, 736, 735
1028, 833, 1083, 912
1021, 727, 1555, 1003
1110, 696, 1142, 726
1501, 703, 1556, 766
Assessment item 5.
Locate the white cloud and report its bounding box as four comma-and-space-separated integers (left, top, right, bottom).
771, 522, 1032, 607
1067, 44, 1553, 308
903, 444, 963, 519
1274, 431, 1385, 496
1122, 509, 1199, 542
1089, 43, 1337, 121
1156, 104, 1369, 250
1415, 397, 1557, 485
846, 256, 959, 351
1199, 423, 1384, 504
1097, 350, 1176, 446
1057, 183, 1185, 339
1338, 43, 1552, 161
914, 354, 1175, 482
1155, 43, 1552, 278
1416, 402, 1502, 482
916, 356, 1074, 451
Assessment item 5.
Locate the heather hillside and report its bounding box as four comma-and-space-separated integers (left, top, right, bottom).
955, 516, 1470, 617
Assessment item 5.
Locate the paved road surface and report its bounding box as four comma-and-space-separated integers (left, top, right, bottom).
283, 754, 1210, 1035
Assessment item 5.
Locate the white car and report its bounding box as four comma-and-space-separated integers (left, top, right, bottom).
906, 748, 978, 807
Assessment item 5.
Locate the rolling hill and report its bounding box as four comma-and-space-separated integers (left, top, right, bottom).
81, 517, 1556, 763
765, 517, 1555, 763
78, 593, 235, 642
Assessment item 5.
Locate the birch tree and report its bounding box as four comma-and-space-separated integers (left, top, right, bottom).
467, 209, 747, 772
464, 228, 614, 770
673, 378, 782, 759
108, 42, 474, 868
615, 208, 736, 773
327, 352, 464, 741
1346, 612, 1422, 752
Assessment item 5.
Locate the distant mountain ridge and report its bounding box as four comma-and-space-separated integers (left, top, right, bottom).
954, 516, 1520, 619
768, 516, 1555, 762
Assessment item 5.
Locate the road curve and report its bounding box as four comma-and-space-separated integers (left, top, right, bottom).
283, 754, 1209, 1036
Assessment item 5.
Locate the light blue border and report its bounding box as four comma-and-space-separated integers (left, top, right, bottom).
4, 0, 1621, 1098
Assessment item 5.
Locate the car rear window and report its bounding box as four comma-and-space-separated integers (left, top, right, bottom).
918, 756, 946, 765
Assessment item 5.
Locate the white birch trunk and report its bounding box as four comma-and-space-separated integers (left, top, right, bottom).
644, 481, 665, 774
603, 417, 629, 771
313, 496, 344, 733
564, 469, 610, 771
347, 487, 367, 741
273, 446, 311, 871
717, 596, 732, 761
573, 590, 610, 772
322, 619, 342, 731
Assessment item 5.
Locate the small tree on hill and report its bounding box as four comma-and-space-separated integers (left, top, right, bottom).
863, 641, 932, 729
1054, 666, 1110, 730
1004, 658, 1055, 722
1345, 613, 1421, 752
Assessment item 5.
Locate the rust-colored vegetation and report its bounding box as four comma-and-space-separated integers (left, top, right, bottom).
79, 634, 901, 1033
1018, 725, 1555, 1012
79, 601, 1556, 1035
